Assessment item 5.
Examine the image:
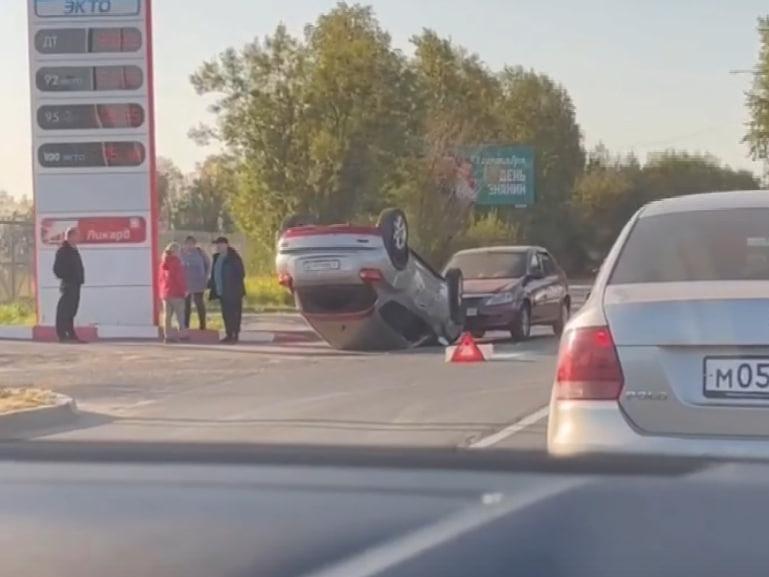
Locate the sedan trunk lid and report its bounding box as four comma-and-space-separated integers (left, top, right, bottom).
606, 282, 769, 438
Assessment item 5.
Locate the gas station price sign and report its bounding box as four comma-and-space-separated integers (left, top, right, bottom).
38, 141, 145, 168
35, 27, 142, 54
28, 0, 159, 331
36, 65, 143, 92
38, 103, 144, 130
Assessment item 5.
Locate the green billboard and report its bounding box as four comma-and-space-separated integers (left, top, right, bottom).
454, 145, 535, 207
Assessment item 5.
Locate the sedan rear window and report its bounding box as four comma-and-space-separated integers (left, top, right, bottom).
610, 208, 769, 284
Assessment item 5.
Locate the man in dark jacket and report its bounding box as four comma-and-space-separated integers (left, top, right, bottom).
53, 227, 85, 342
208, 237, 246, 343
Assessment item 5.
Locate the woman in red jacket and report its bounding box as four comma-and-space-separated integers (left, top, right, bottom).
159, 242, 188, 343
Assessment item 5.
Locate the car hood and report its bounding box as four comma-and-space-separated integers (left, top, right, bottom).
462, 278, 523, 294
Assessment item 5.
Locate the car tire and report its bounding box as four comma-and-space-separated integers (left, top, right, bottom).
511, 302, 531, 341
444, 268, 465, 326
377, 208, 409, 270
553, 300, 570, 336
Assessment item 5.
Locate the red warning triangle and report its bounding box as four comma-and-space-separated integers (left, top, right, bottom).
450, 332, 486, 363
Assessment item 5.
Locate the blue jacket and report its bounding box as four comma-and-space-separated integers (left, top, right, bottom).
181, 247, 210, 293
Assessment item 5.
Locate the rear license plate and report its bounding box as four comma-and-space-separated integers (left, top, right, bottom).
704, 357, 769, 398
466, 307, 478, 317
303, 259, 341, 272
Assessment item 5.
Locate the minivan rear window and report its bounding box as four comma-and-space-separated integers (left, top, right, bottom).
610, 208, 769, 284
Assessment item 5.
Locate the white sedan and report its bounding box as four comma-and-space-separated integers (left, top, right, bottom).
548, 190, 769, 458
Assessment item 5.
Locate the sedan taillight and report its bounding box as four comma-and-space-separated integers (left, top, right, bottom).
359, 268, 384, 283
555, 326, 624, 400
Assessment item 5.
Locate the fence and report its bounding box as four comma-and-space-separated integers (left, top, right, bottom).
159, 229, 248, 263
0, 222, 265, 306
0, 220, 34, 304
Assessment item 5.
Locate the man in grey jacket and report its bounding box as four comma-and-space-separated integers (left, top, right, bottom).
181, 236, 211, 330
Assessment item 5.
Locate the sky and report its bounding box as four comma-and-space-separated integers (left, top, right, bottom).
1, 0, 767, 199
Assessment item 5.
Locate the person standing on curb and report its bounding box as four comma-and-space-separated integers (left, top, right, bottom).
181, 235, 211, 330
53, 227, 85, 343
208, 236, 246, 343
159, 242, 189, 343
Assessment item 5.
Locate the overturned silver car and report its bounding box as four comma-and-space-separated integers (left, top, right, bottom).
276, 209, 464, 351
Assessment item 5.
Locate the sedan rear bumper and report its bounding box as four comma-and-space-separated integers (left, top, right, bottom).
464, 306, 518, 331
548, 398, 769, 459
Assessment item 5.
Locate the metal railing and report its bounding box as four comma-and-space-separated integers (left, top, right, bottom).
0, 220, 35, 303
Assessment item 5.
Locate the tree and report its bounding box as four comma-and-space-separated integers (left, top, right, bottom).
389, 30, 504, 264
495, 67, 585, 268
572, 151, 641, 261
173, 155, 237, 232
0, 191, 32, 220
572, 150, 760, 269
191, 3, 415, 243
156, 157, 185, 226
745, 17, 769, 162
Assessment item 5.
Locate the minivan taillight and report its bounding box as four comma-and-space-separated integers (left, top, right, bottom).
555, 326, 624, 400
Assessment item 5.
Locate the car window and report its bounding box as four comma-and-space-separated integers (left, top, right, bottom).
445, 251, 528, 279
540, 253, 556, 276
529, 253, 541, 272
610, 208, 769, 284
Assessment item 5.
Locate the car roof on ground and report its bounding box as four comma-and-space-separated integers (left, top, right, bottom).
641, 190, 769, 218
452, 246, 544, 256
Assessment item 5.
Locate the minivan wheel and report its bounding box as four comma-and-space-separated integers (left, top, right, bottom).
511, 303, 531, 341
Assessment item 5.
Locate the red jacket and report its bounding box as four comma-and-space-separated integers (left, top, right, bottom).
159, 253, 187, 299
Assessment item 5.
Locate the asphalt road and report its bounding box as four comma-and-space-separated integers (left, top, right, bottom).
0, 329, 558, 450
0, 286, 590, 449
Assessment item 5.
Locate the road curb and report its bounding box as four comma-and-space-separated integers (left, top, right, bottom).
0, 394, 78, 440
0, 325, 321, 345
241, 330, 320, 344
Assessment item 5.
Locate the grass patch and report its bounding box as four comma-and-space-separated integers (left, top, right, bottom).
0, 299, 36, 326
244, 275, 294, 310
201, 274, 294, 325
0, 388, 57, 414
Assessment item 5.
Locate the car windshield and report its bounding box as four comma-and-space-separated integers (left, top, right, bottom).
446, 252, 529, 279
2, 0, 769, 481
611, 208, 769, 284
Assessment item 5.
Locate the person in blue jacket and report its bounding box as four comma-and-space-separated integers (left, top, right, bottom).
181, 235, 211, 330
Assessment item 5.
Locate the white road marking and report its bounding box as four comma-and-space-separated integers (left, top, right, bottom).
302, 477, 583, 577
468, 405, 550, 449
489, 351, 542, 362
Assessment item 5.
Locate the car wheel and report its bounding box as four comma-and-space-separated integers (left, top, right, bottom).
470, 330, 485, 339
377, 208, 409, 270
444, 268, 464, 326
553, 300, 570, 336
511, 302, 531, 341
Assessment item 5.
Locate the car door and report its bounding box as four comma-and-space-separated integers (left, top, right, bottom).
538, 251, 563, 322
526, 252, 550, 323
